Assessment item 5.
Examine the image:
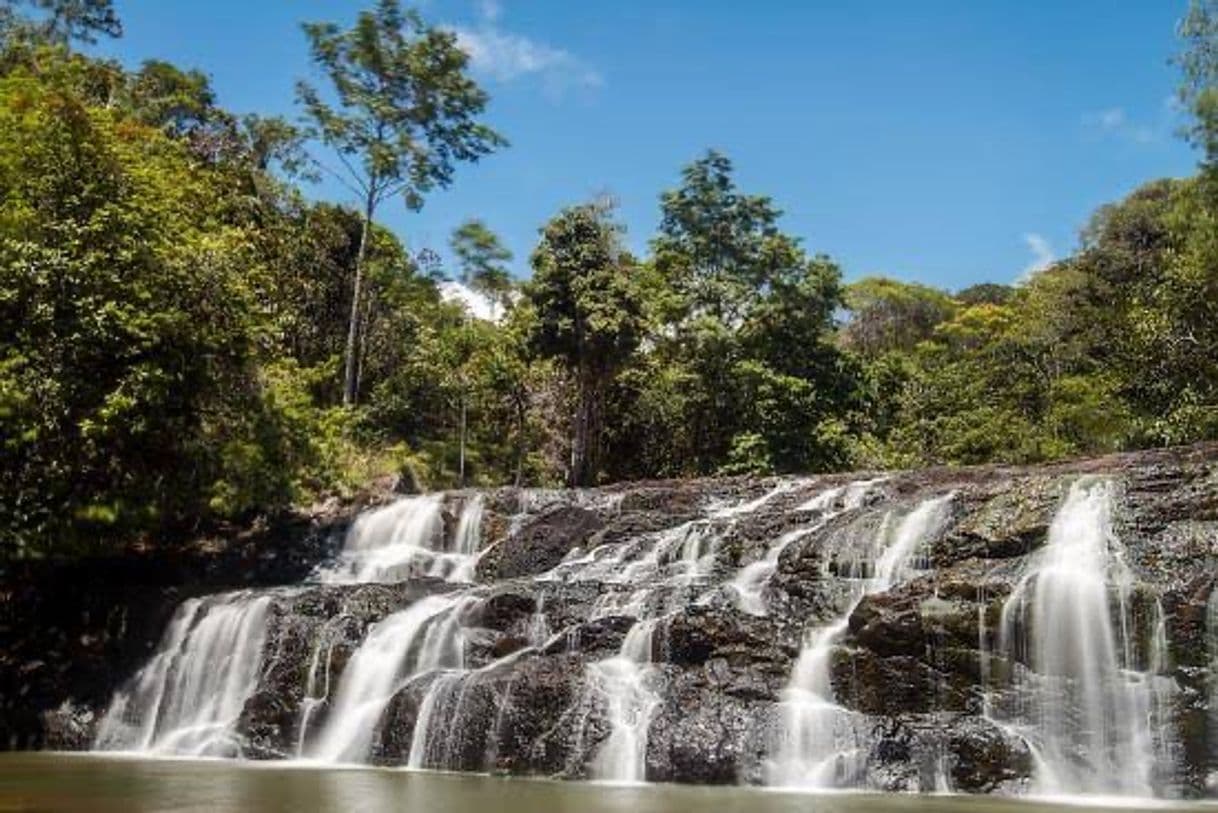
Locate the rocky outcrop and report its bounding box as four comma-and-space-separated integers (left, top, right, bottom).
2, 443, 1218, 800
476, 505, 605, 580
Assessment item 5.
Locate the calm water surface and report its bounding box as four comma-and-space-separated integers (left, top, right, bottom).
0, 754, 1205, 813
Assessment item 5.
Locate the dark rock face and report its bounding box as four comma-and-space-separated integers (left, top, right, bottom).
476, 505, 605, 580
3, 444, 1218, 800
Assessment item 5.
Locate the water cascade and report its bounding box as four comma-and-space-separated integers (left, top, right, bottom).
80, 454, 1218, 800
306, 594, 475, 764
566, 483, 805, 783
768, 494, 953, 789
317, 494, 484, 584
94, 592, 273, 756
990, 478, 1167, 798
587, 619, 660, 783
1210, 587, 1218, 789
730, 479, 880, 616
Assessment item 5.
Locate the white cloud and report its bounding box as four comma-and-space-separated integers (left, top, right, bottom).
450, 2, 602, 99
1082, 105, 1167, 145
439, 280, 502, 322
1020, 233, 1055, 280
1097, 107, 1126, 130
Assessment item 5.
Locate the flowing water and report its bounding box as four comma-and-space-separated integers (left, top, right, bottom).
94, 592, 273, 757
0, 754, 1192, 813
989, 478, 1172, 798
1207, 585, 1218, 791
316, 494, 484, 584
306, 594, 476, 763
768, 494, 953, 789
84, 475, 1211, 803
730, 478, 881, 616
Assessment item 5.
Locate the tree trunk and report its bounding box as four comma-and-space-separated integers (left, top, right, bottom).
569, 367, 603, 488
458, 391, 467, 487
342, 195, 375, 406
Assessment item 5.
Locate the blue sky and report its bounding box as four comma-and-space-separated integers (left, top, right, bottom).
98, 1, 1198, 290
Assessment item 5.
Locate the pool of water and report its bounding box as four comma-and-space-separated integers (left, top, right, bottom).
0, 754, 1202, 813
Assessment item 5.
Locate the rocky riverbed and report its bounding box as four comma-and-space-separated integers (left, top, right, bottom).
2, 445, 1216, 799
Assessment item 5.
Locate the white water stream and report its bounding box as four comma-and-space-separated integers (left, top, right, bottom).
768, 494, 954, 789
316, 494, 484, 584
991, 478, 1168, 798
94, 592, 273, 757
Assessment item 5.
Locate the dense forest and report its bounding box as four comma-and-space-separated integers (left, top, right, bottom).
2, 0, 1218, 558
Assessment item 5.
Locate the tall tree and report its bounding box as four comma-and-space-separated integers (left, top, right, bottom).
451, 218, 513, 316
527, 203, 645, 486
653, 149, 785, 324
297, 0, 506, 405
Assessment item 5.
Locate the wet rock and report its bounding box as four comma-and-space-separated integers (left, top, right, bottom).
6, 441, 1218, 799
476, 506, 605, 580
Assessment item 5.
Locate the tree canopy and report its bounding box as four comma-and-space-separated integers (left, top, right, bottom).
3, 1, 1218, 560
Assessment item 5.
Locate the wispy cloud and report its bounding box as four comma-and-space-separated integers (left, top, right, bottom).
450, 2, 602, 99
1020, 233, 1055, 280
1082, 98, 1180, 145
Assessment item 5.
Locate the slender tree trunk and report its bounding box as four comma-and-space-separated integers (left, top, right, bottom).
343, 194, 375, 406
458, 391, 467, 487
513, 393, 526, 487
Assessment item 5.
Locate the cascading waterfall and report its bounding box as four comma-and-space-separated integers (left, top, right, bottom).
306, 594, 475, 764
563, 482, 803, 784
316, 494, 484, 584
94, 591, 272, 757
588, 619, 660, 783
991, 477, 1165, 798
84, 462, 1213, 799
768, 494, 953, 789
730, 479, 880, 616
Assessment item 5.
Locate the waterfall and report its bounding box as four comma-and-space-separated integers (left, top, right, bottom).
768, 494, 953, 789
306, 594, 474, 763
554, 483, 802, 783
993, 477, 1162, 798
588, 619, 661, 783
448, 494, 485, 582
94, 592, 272, 757
731, 479, 880, 616
82, 464, 1208, 796
315, 494, 483, 584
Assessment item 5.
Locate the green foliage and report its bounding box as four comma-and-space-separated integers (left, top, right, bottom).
298, 0, 505, 213
842, 277, 956, 357
297, 0, 505, 406
527, 202, 646, 485
451, 218, 513, 312
1, 0, 121, 46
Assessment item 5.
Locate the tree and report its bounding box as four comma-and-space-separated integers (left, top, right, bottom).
297, 0, 506, 405
653, 149, 786, 324
451, 218, 513, 316
1, 0, 121, 47
527, 203, 646, 486
1177, 0, 1218, 171
841, 277, 956, 358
